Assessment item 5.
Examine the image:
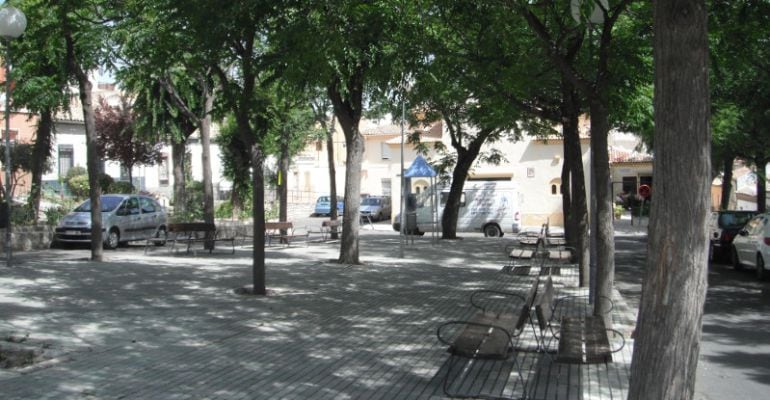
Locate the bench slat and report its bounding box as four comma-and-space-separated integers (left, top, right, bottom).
450, 313, 517, 360
557, 316, 612, 364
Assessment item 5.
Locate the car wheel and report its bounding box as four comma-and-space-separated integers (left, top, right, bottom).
154, 227, 167, 247
105, 229, 120, 250
483, 224, 502, 238
731, 246, 743, 270
757, 255, 767, 281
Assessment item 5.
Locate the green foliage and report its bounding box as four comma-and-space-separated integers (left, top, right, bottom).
67, 174, 90, 199
172, 180, 205, 222
10, 204, 36, 225
215, 198, 252, 220
99, 174, 115, 192
65, 166, 87, 181
110, 181, 135, 194
43, 206, 69, 226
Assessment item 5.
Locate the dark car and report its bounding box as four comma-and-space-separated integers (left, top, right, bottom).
709, 210, 758, 260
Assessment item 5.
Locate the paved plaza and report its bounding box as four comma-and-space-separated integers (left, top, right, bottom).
0, 227, 638, 399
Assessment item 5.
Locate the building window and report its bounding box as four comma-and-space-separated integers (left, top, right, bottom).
381, 178, 391, 196
549, 178, 562, 195
159, 153, 169, 185
58, 145, 74, 177
381, 142, 391, 159
622, 176, 638, 195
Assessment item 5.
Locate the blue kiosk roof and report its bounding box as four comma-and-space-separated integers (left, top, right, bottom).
404, 155, 437, 178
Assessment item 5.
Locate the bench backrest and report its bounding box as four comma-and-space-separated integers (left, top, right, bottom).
265, 222, 293, 231
535, 276, 555, 331
168, 222, 215, 233
322, 220, 340, 228
514, 278, 540, 330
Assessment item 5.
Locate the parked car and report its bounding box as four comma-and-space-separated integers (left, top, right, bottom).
360, 196, 391, 221
54, 194, 167, 250
709, 210, 758, 260
730, 212, 770, 280
313, 195, 344, 217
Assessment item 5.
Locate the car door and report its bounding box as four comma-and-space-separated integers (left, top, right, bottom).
139, 196, 163, 239
737, 215, 764, 267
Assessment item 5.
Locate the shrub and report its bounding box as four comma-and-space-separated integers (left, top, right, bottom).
111, 181, 134, 194
44, 206, 69, 226
67, 174, 90, 199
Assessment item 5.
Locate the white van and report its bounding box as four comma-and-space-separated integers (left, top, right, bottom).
394, 180, 522, 237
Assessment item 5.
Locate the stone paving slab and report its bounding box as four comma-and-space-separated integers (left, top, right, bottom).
0, 233, 635, 399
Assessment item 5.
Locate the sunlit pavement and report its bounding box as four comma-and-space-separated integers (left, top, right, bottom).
0, 223, 639, 399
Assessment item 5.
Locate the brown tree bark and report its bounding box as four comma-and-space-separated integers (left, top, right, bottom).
326, 118, 339, 239
440, 129, 486, 240
328, 80, 364, 265
171, 141, 187, 216
200, 80, 215, 248
250, 145, 266, 295
278, 126, 289, 242
628, 1, 710, 398
28, 109, 53, 223
561, 85, 589, 287
64, 29, 102, 261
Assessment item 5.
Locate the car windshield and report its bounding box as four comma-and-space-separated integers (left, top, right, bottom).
362, 198, 381, 206
73, 196, 124, 213
317, 196, 330, 203
719, 212, 754, 229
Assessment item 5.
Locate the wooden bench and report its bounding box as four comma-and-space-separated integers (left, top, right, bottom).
534, 277, 625, 364
160, 222, 236, 255
435, 279, 540, 398
265, 221, 308, 247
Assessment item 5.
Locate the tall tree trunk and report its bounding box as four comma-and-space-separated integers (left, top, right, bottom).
755, 157, 767, 213
441, 146, 479, 239
628, 1, 710, 398
720, 155, 734, 210
279, 128, 289, 241
250, 144, 266, 294
589, 99, 615, 323
200, 81, 215, 248
127, 164, 133, 190
65, 30, 102, 261
561, 160, 572, 240
338, 124, 364, 264
562, 86, 589, 287
171, 140, 187, 217
327, 118, 339, 239
28, 109, 54, 224
328, 82, 364, 265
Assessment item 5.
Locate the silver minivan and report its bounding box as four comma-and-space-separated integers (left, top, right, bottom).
360, 196, 391, 221
54, 194, 167, 249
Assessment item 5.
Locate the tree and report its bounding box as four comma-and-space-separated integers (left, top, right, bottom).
516, 0, 639, 318
276, 0, 419, 264
310, 96, 340, 239
408, 1, 524, 240
13, 0, 75, 222
709, 0, 770, 212
52, 0, 116, 261
94, 96, 163, 186
628, 1, 710, 398
113, 1, 218, 225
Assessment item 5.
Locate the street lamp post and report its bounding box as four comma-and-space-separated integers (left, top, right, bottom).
0, 5, 27, 265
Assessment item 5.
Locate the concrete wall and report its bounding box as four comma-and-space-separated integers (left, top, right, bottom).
0, 225, 55, 252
